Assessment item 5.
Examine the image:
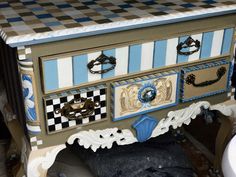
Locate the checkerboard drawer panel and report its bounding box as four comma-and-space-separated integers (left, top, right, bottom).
41, 27, 234, 93
111, 70, 179, 121
181, 60, 231, 102
44, 85, 107, 133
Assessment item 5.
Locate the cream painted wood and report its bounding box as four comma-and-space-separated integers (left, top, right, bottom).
188, 33, 202, 62
88, 52, 102, 82
211, 30, 224, 57
141, 42, 154, 71
165, 38, 178, 65
57, 57, 73, 88
115, 46, 129, 75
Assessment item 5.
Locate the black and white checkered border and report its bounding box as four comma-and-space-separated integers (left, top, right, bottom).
228, 87, 236, 100
30, 136, 43, 151
44, 86, 107, 133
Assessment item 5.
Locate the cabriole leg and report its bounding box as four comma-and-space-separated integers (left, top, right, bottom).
27, 145, 66, 177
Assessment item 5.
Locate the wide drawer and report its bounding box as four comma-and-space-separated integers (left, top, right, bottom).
111, 70, 179, 121
44, 85, 107, 133
181, 60, 230, 102
40, 27, 234, 93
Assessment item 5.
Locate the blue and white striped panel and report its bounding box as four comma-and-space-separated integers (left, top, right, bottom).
200, 28, 234, 59
42, 27, 234, 92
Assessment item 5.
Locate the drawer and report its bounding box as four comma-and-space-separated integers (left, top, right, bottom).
181, 60, 230, 102
44, 85, 107, 133
111, 71, 179, 121
40, 27, 234, 93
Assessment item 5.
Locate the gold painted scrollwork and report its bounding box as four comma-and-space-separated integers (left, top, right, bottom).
150, 78, 173, 106
119, 77, 174, 115
120, 84, 142, 115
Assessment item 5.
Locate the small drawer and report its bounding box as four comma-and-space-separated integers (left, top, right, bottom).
40, 27, 234, 93
44, 85, 107, 133
111, 71, 179, 121
181, 60, 230, 102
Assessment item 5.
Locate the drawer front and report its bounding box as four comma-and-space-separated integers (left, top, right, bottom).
41, 27, 234, 93
111, 71, 179, 121
181, 60, 230, 102
44, 85, 107, 133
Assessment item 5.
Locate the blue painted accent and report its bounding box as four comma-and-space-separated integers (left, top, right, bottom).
221, 28, 234, 55
36, 14, 53, 19
138, 83, 157, 103
75, 17, 92, 22
45, 21, 62, 27
73, 55, 88, 85
132, 115, 158, 142
181, 3, 196, 8
22, 75, 37, 121
102, 49, 116, 79
200, 31, 214, 59
7, 17, 23, 22
177, 36, 189, 63
119, 4, 132, 8
31, 7, 44, 11
143, 1, 157, 5
83, 1, 96, 5
95, 7, 107, 12
113, 72, 180, 121
10, 10, 236, 47
0, 3, 10, 8
204, 0, 217, 4
227, 60, 234, 90
44, 59, 59, 92
57, 4, 72, 8
156, 6, 171, 11
153, 40, 167, 68
128, 44, 141, 73
22, 1, 36, 5
105, 14, 120, 18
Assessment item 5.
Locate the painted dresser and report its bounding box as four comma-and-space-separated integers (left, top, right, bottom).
0, 1, 236, 176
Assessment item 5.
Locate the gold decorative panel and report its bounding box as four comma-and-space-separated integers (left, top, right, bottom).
111, 71, 179, 121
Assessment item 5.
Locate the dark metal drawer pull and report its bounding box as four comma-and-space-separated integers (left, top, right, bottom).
55, 97, 100, 120
87, 53, 116, 74
185, 67, 226, 87
177, 37, 201, 56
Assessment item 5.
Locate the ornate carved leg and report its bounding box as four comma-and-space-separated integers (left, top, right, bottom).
27, 145, 66, 177
213, 114, 233, 172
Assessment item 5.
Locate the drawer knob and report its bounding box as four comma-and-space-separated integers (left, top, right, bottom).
177, 36, 201, 56
87, 53, 116, 74
138, 84, 157, 103
54, 97, 100, 120
185, 66, 226, 87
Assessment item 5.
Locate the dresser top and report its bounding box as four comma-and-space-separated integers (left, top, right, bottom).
0, 0, 236, 47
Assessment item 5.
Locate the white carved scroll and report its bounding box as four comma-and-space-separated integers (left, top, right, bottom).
67, 128, 137, 152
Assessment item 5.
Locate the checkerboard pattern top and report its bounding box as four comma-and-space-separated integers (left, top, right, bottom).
0, 0, 236, 46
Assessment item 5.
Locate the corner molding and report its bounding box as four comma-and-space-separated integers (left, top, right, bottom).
27, 144, 66, 177
67, 128, 137, 152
